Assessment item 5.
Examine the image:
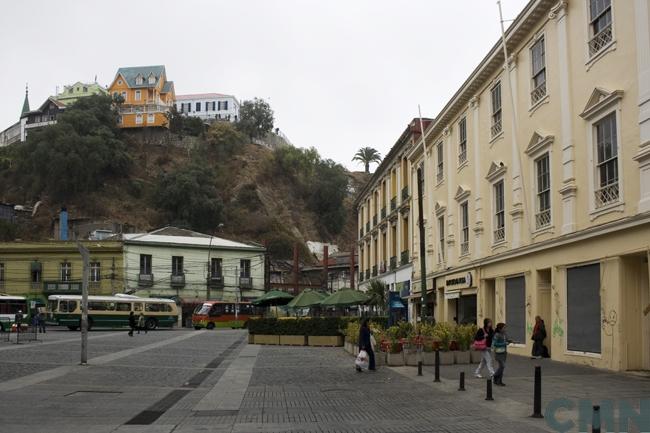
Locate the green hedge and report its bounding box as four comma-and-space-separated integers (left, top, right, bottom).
248, 316, 389, 336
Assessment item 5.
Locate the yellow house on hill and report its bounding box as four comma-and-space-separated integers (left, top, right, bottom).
108, 65, 175, 128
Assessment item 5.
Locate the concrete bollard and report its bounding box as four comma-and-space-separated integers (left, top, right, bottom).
531, 365, 544, 418
434, 350, 441, 383
458, 372, 465, 391
485, 378, 494, 401
417, 361, 422, 376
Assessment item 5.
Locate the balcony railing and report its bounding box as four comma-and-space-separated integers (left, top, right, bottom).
595, 183, 619, 208
365, 269, 370, 280
400, 250, 409, 265
366, 222, 370, 233
119, 104, 171, 114
535, 209, 551, 229
401, 186, 410, 201
359, 228, 364, 238
372, 265, 377, 277
43, 281, 82, 293
494, 227, 505, 243
171, 274, 186, 287
381, 207, 386, 220
390, 196, 397, 211
138, 273, 154, 287
531, 82, 547, 105
240, 276, 253, 289
207, 275, 224, 288
436, 171, 444, 183
372, 215, 378, 226
31, 282, 41, 291
458, 150, 467, 165
589, 25, 613, 57
491, 120, 503, 138
460, 242, 469, 256
359, 272, 364, 282
390, 256, 397, 271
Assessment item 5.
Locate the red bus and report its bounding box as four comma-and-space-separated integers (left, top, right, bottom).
192, 301, 262, 330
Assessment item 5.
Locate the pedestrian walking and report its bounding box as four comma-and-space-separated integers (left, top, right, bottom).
128, 311, 135, 337
531, 316, 547, 359
137, 312, 147, 334
357, 318, 375, 372
14, 310, 23, 333
37, 311, 46, 333
492, 323, 511, 386
473, 318, 495, 379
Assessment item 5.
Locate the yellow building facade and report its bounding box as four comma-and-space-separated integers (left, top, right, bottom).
0, 241, 124, 305
108, 65, 175, 128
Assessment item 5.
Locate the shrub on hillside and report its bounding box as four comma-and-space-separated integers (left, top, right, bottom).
207, 122, 246, 157
236, 98, 274, 140
166, 106, 205, 137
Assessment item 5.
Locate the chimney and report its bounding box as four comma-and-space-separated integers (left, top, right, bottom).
59, 207, 68, 241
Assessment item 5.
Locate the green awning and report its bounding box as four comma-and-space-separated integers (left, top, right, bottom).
252, 290, 294, 306
286, 290, 326, 308
320, 289, 369, 307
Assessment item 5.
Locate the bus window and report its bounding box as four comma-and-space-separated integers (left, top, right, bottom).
48, 300, 58, 313
59, 300, 76, 313
209, 304, 223, 316
145, 303, 168, 312
116, 302, 131, 312
134, 303, 143, 312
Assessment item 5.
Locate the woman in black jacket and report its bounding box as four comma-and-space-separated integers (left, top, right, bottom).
357, 318, 376, 371
531, 316, 547, 359
474, 318, 495, 378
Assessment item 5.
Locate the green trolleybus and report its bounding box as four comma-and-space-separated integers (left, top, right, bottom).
0, 294, 28, 332
48, 294, 179, 331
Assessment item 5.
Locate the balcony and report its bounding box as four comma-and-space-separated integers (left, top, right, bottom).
535, 209, 551, 229
460, 242, 469, 256
381, 207, 386, 220
401, 186, 410, 201
390, 197, 397, 211
372, 215, 378, 226
491, 120, 502, 138
240, 276, 253, 289
372, 265, 377, 277
138, 273, 154, 287
494, 227, 505, 243
531, 82, 547, 106
458, 150, 467, 165
595, 183, 619, 208
366, 222, 370, 233
43, 281, 82, 293
119, 104, 171, 114
170, 274, 185, 287
589, 25, 613, 57
390, 256, 397, 271
400, 250, 409, 265
207, 274, 225, 289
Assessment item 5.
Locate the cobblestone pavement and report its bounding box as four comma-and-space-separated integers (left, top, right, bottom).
0, 329, 648, 433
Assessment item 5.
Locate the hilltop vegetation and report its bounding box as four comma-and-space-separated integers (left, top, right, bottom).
0, 95, 365, 260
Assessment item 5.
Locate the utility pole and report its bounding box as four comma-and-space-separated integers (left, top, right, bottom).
322, 245, 329, 292
417, 107, 429, 323
77, 242, 89, 365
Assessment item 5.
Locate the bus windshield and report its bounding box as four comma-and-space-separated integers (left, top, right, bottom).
195, 304, 212, 315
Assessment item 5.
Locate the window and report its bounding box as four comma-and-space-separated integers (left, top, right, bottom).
83, 86, 88, 92
594, 112, 619, 207
458, 117, 467, 165
140, 254, 152, 275
136, 114, 143, 124
135, 75, 143, 85
491, 82, 502, 138
436, 142, 444, 183
116, 303, 131, 312
117, 115, 122, 124
60, 262, 71, 282
210, 258, 222, 278
438, 216, 445, 263
172, 256, 184, 276
223, 101, 228, 110
31, 262, 41, 283
90, 262, 101, 283
588, 0, 613, 57
147, 113, 155, 124
146, 303, 172, 312
212, 101, 216, 111
493, 180, 505, 243
460, 202, 469, 255
530, 36, 547, 105
135, 90, 141, 101
148, 75, 155, 84
535, 153, 551, 228
121, 91, 127, 102
240, 259, 251, 277
196, 102, 201, 112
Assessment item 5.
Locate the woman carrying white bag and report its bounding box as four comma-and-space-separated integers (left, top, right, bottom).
355, 318, 376, 372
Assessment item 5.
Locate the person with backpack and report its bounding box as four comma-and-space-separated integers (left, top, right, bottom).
357, 318, 375, 372
531, 316, 547, 359
473, 318, 495, 378
492, 323, 511, 386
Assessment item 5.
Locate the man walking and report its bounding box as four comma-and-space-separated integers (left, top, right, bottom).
128, 311, 135, 337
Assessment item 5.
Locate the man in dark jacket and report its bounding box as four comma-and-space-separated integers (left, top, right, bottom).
128, 311, 136, 337
358, 318, 376, 371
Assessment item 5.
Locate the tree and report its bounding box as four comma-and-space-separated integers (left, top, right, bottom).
206, 121, 246, 157
352, 147, 382, 173
16, 94, 131, 201
367, 279, 388, 314
308, 159, 348, 237
153, 162, 223, 231
165, 106, 205, 137
236, 98, 274, 140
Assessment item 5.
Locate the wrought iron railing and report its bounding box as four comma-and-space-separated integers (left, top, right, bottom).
535, 209, 551, 229
240, 276, 253, 289
372, 215, 378, 226
589, 25, 613, 57
531, 82, 547, 105
458, 150, 467, 165
493, 227, 505, 243
401, 186, 409, 201
359, 228, 364, 238
44, 281, 83, 293
390, 197, 397, 211
491, 120, 503, 138
381, 207, 386, 220
460, 242, 469, 256
207, 275, 224, 288
390, 256, 397, 270
138, 273, 154, 287
171, 274, 186, 287
595, 183, 619, 208
366, 222, 370, 233
400, 250, 409, 265
437, 171, 444, 183
365, 269, 370, 280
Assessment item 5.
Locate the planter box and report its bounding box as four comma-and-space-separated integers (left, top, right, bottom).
439, 351, 455, 365
280, 335, 306, 346
470, 350, 483, 364
422, 351, 436, 366
387, 352, 404, 366
375, 352, 386, 366
308, 336, 343, 347
354, 346, 360, 356
254, 334, 280, 345
454, 351, 471, 364
404, 351, 419, 366
248, 333, 254, 344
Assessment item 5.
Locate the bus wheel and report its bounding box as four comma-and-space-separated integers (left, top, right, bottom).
206, 322, 215, 330
145, 318, 157, 330
68, 326, 78, 331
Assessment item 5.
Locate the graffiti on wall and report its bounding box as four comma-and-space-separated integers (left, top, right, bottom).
552, 284, 564, 338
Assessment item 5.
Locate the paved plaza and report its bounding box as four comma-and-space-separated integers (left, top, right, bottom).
0, 329, 648, 433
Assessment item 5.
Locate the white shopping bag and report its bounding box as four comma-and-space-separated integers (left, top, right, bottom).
355, 350, 369, 370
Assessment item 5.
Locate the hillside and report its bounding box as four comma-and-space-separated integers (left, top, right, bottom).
0, 101, 369, 263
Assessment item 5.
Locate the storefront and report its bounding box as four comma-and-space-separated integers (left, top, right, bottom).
437, 270, 477, 325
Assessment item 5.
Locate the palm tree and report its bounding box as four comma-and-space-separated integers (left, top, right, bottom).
366, 279, 387, 315
352, 147, 382, 173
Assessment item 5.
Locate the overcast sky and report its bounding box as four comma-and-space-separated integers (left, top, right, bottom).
0, 0, 528, 172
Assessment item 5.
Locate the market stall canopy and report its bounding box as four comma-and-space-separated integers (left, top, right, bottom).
252, 290, 294, 306
320, 288, 369, 307
286, 290, 326, 308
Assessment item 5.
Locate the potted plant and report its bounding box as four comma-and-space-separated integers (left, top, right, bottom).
453, 325, 471, 364
385, 326, 404, 366
433, 322, 455, 365
371, 325, 386, 366
345, 322, 360, 355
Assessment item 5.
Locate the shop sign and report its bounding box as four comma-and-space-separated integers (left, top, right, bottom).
445, 271, 474, 289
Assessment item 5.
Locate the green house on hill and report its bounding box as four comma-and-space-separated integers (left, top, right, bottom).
56, 81, 107, 106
